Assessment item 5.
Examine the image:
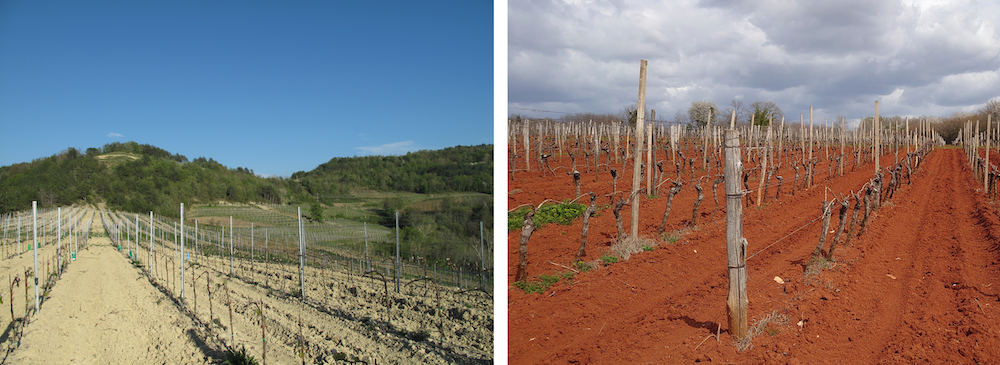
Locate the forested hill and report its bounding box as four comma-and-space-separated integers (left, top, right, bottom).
0, 141, 494, 216
291, 144, 493, 197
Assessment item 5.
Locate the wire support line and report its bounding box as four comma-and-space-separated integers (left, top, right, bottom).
746, 214, 824, 261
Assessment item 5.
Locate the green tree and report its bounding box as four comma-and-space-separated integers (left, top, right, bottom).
750, 101, 784, 126
310, 202, 324, 222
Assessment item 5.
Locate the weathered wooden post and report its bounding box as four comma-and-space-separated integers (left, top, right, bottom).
647, 112, 653, 193
875, 101, 880, 173
724, 126, 748, 339
808, 106, 814, 188
631, 59, 647, 239
524, 120, 530, 171
757, 124, 769, 206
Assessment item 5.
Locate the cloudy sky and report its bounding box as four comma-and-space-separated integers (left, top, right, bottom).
509, 0, 1000, 126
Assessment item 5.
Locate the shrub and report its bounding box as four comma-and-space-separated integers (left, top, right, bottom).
513, 274, 562, 294
574, 261, 593, 273
508, 200, 588, 230
222, 346, 258, 365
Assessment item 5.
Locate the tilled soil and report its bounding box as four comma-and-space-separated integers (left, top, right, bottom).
102, 208, 494, 364
6, 206, 492, 364
508, 147, 1000, 364
11, 214, 211, 364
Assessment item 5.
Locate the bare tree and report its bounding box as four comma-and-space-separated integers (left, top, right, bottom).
688, 101, 719, 128
673, 110, 689, 126
621, 104, 651, 128
980, 96, 1000, 120
721, 99, 749, 125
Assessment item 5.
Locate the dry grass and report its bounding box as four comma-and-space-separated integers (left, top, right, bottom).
733, 310, 790, 351
804, 256, 835, 279
612, 236, 656, 261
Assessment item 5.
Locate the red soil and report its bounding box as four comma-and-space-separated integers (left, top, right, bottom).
508, 147, 1000, 364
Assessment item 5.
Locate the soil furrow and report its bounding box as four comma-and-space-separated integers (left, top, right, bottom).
510, 146, 1000, 364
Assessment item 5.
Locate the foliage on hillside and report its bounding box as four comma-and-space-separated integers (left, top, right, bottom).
290, 144, 493, 203
0, 142, 494, 219
371, 195, 493, 266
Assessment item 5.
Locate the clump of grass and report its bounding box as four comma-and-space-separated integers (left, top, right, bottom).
508, 200, 587, 230
642, 245, 654, 251
513, 274, 562, 294
804, 256, 833, 278
612, 236, 656, 260
574, 261, 594, 273
601, 254, 619, 265
222, 345, 258, 365
661, 231, 682, 244
733, 310, 790, 351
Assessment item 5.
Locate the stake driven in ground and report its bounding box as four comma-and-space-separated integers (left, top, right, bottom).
134, 214, 138, 261
364, 222, 370, 272
395, 211, 400, 293
298, 207, 305, 299
480, 221, 486, 290
57, 208, 61, 276
630, 59, 647, 239
251, 223, 254, 274
230, 216, 234, 277
724, 129, 748, 339
875, 100, 880, 174
32, 201, 39, 313
150, 211, 154, 278
181, 203, 185, 305
264, 229, 268, 288
195, 220, 198, 265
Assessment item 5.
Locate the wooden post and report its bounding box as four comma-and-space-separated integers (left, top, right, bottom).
875, 101, 880, 173
987, 114, 992, 189
631, 60, 647, 239
840, 117, 846, 176
808, 106, 813, 188
670, 125, 677, 165
723, 129, 748, 339
524, 121, 530, 171
704, 110, 711, 169
800, 113, 805, 168
757, 125, 769, 206
779, 117, 785, 166
647, 120, 653, 193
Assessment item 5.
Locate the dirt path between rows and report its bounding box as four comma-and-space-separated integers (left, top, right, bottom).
11, 214, 215, 364
509, 147, 1000, 364
800, 147, 1000, 363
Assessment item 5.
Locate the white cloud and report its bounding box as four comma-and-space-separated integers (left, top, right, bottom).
355, 141, 416, 156
509, 0, 1000, 121
107, 132, 123, 137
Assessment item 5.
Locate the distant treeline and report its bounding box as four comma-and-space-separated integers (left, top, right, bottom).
0, 142, 494, 217
290, 144, 493, 203
371, 194, 493, 267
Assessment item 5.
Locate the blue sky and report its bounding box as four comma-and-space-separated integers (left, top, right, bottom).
0, 1, 493, 177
